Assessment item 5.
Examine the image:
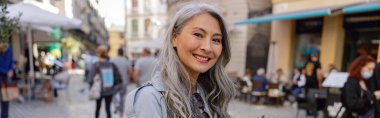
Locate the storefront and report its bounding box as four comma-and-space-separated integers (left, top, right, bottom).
235, 0, 380, 75
342, 11, 380, 71
293, 18, 323, 69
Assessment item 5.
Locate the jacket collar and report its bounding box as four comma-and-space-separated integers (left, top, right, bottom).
150, 71, 165, 92
150, 71, 213, 117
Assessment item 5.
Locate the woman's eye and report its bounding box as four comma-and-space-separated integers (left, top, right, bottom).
212, 38, 221, 44
194, 33, 203, 38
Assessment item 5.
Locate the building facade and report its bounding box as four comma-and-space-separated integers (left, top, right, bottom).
50, 0, 109, 51
125, 0, 168, 54
108, 26, 125, 58
264, 0, 380, 76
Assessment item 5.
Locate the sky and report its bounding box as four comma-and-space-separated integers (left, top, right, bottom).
100, 0, 126, 28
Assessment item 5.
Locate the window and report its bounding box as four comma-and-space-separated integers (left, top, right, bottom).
132, 19, 138, 38
144, 18, 151, 37
144, 0, 151, 13
293, 18, 323, 68
132, 0, 138, 13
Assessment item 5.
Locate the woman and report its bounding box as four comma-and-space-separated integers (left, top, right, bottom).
126, 3, 236, 118
342, 55, 380, 118
90, 46, 121, 118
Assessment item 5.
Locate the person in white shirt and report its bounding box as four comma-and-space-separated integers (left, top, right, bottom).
292, 68, 306, 99
133, 48, 156, 86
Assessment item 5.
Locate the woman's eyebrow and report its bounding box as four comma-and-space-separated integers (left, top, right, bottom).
193, 27, 206, 33
214, 33, 222, 37
193, 27, 222, 36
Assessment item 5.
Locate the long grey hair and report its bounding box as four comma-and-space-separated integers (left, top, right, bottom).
158, 3, 236, 118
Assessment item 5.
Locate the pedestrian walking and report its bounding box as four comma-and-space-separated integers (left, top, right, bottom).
110, 48, 132, 118
0, 42, 13, 118
126, 3, 236, 118
133, 48, 155, 86
89, 46, 122, 118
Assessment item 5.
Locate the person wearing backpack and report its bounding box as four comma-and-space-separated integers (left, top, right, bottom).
89, 46, 122, 118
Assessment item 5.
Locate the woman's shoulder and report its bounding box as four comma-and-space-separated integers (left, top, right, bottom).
125, 83, 167, 118
346, 78, 359, 83
127, 85, 163, 101
127, 72, 165, 101
344, 78, 359, 88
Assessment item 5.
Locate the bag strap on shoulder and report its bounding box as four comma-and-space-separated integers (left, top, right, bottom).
132, 82, 153, 106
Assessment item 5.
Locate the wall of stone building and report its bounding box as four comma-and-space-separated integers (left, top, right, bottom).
72, 0, 109, 46
220, 0, 249, 77
245, 0, 272, 76
108, 30, 125, 58
124, 0, 168, 58
268, 20, 295, 78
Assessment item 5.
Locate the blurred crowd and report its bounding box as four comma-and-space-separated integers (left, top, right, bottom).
235, 54, 380, 118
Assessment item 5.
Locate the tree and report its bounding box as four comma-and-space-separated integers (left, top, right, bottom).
0, 0, 20, 43
61, 36, 83, 57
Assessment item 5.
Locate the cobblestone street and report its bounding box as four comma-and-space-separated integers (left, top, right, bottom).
8, 73, 302, 118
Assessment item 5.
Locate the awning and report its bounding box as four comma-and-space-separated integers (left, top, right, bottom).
32, 30, 58, 43
8, 3, 82, 29
343, 1, 380, 14
234, 9, 331, 25
234, 2, 374, 25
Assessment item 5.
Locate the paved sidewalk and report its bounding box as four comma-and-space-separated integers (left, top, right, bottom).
228, 100, 299, 118
8, 72, 306, 118
9, 74, 98, 118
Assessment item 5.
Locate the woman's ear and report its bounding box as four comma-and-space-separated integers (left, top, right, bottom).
172, 33, 178, 48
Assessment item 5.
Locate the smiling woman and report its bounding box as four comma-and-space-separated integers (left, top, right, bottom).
172, 13, 223, 87
126, 2, 236, 118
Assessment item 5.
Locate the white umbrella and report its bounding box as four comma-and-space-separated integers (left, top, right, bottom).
7, 3, 82, 29
6, 3, 82, 101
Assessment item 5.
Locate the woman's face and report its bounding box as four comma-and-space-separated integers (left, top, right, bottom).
361, 62, 375, 77
172, 13, 223, 78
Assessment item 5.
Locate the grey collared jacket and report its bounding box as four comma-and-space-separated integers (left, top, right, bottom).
125, 72, 212, 118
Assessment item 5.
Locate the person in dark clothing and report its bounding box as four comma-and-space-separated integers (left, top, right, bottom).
0, 43, 13, 118
303, 54, 326, 116
304, 54, 322, 89
89, 46, 121, 118
341, 55, 380, 118
366, 63, 380, 117
251, 68, 268, 92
